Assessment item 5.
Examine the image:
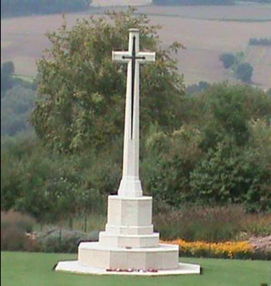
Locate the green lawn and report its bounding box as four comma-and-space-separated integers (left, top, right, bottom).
1, 252, 270, 286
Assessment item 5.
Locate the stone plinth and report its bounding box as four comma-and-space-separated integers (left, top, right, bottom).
99, 196, 159, 248
55, 195, 200, 275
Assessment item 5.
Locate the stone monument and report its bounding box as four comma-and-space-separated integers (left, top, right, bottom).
55, 28, 200, 276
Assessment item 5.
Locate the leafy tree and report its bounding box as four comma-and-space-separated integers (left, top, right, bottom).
235, 62, 253, 83
31, 9, 185, 153
190, 142, 271, 212
1, 137, 106, 224
143, 124, 203, 206
143, 84, 271, 211
219, 51, 254, 83
219, 53, 235, 69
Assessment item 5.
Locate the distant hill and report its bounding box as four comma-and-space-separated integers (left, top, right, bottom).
91, 0, 152, 6
153, 0, 271, 4
153, 0, 234, 4
1, 0, 91, 17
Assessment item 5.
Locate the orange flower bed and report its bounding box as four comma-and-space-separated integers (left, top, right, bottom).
163, 239, 254, 259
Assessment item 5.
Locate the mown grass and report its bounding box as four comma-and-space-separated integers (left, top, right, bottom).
1, 251, 270, 286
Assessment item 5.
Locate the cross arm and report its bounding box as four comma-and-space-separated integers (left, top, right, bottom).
137, 52, 156, 63
112, 51, 130, 63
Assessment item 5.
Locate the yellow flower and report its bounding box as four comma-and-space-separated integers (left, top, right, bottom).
162, 239, 254, 258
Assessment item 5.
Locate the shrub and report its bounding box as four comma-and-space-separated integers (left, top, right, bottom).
37, 228, 99, 253
154, 205, 245, 242
190, 142, 271, 212
235, 62, 253, 83
1, 211, 39, 251
154, 204, 271, 242
1, 86, 36, 136
241, 214, 271, 238
1, 136, 111, 225
143, 124, 203, 206
219, 53, 236, 69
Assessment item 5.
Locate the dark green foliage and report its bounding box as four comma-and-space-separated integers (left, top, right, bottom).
196, 84, 271, 148
143, 124, 203, 206
143, 84, 271, 212
1, 86, 36, 136
1, 0, 91, 17
235, 63, 253, 83
186, 81, 210, 94
1, 135, 109, 223
190, 143, 271, 212
219, 53, 235, 69
153, 0, 234, 5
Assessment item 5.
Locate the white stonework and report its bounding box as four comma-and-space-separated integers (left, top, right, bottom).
55, 29, 200, 276
113, 29, 155, 198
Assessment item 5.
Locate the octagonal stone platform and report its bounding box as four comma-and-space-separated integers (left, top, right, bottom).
55, 260, 201, 276
78, 242, 178, 270
56, 242, 200, 276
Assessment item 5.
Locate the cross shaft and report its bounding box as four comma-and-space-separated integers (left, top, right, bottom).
112, 28, 155, 197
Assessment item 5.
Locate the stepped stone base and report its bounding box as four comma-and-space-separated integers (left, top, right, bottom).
55, 195, 201, 276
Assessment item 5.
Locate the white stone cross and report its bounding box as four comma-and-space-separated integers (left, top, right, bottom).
112, 28, 155, 197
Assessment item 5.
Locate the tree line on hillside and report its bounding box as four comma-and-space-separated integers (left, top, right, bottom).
1, 0, 91, 17
1, 61, 36, 136
1, 10, 271, 228
249, 38, 271, 46
153, 0, 271, 4
219, 52, 254, 83
153, 0, 234, 5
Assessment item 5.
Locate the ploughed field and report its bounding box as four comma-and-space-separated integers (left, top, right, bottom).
1, 252, 270, 286
1, 4, 271, 89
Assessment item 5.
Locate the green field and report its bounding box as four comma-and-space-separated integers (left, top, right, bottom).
1, 252, 270, 286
